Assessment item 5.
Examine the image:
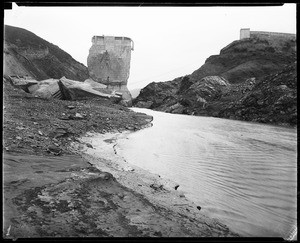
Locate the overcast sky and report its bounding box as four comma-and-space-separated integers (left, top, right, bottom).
4, 3, 296, 90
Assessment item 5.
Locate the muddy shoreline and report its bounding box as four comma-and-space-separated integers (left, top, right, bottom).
3, 80, 239, 238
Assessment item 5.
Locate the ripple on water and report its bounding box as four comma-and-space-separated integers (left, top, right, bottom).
117, 109, 297, 237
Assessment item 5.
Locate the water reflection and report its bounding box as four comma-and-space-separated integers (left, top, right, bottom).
116, 108, 297, 237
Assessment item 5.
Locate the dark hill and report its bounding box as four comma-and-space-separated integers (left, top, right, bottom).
4, 25, 89, 81
218, 62, 297, 126
189, 35, 296, 84
134, 34, 297, 126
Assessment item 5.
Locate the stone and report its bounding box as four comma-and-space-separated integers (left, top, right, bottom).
86, 143, 93, 148
278, 84, 288, 90
123, 166, 134, 172
47, 146, 62, 155
135, 101, 153, 109
75, 113, 84, 119
49, 127, 70, 138
150, 183, 164, 191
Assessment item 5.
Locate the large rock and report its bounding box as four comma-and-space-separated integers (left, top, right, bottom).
87, 35, 134, 103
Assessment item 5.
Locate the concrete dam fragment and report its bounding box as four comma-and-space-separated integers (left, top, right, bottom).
87, 35, 134, 102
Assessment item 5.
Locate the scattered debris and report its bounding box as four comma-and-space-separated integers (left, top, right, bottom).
47, 146, 62, 156
150, 183, 164, 191
49, 128, 71, 139
85, 143, 93, 149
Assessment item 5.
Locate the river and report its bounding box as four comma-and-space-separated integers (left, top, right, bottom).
116, 108, 297, 237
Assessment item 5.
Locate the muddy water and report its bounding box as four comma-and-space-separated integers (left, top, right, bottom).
116, 108, 297, 237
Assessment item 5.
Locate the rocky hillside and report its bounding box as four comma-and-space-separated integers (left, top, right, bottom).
189, 35, 296, 84
218, 62, 297, 126
4, 25, 89, 81
134, 34, 297, 126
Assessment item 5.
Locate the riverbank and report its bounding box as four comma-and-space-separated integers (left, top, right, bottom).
3, 79, 238, 238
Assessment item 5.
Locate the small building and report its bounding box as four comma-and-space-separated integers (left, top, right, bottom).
240, 28, 250, 39
240, 28, 296, 40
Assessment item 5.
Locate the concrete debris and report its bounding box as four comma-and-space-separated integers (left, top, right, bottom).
5, 75, 127, 105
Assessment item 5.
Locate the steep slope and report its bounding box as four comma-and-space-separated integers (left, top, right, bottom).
218, 62, 297, 126
134, 34, 296, 126
134, 77, 180, 110
189, 35, 296, 84
4, 25, 89, 81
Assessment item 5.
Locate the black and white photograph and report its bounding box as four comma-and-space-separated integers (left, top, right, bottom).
3, 2, 297, 240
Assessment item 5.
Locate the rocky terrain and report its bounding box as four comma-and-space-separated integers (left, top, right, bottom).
218, 62, 297, 125
134, 34, 297, 127
4, 25, 89, 81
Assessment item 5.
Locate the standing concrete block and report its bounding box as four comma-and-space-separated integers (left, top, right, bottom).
87, 35, 134, 102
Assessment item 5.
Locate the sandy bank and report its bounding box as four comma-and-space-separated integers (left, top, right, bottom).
69, 130, 239, 237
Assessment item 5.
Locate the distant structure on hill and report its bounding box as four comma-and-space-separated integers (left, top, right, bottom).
240, 28, 296, 40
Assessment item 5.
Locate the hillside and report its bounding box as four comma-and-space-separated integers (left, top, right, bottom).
134, 34, 297, 126
4, 25, 89, 81
218, 62, 297, 126
189, 35, 296, 84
